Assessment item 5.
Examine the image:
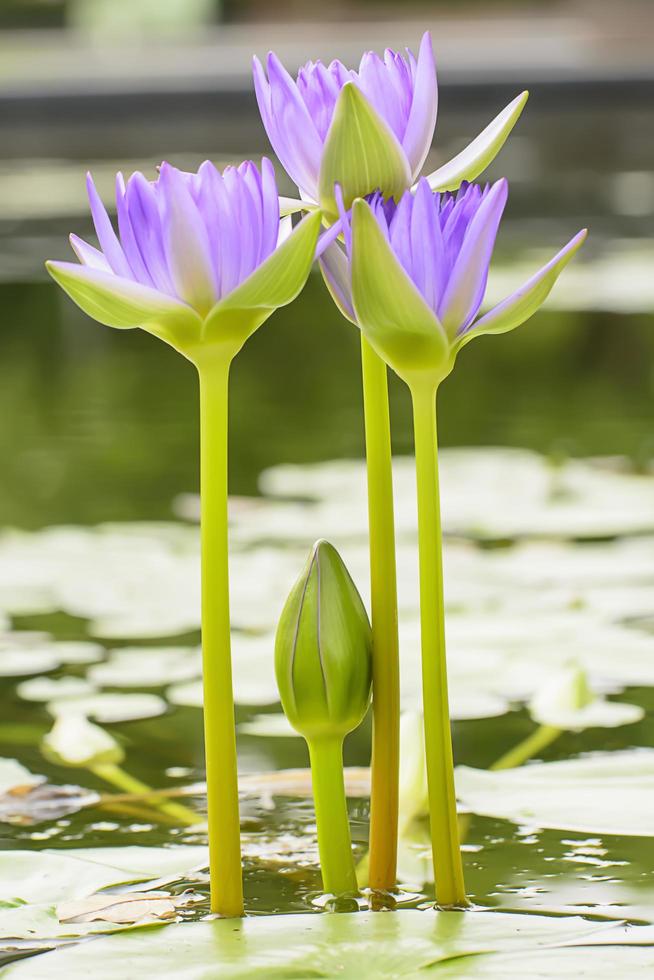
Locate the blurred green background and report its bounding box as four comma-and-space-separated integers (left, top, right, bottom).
0, 0, 652, 529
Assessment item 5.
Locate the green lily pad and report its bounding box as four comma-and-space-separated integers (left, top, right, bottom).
88, 647, 202, 688
0, 649, 61, 677
0, 909, 626, 979
0, 846, 207, 907
47, 693, 167, 723
238, 713, 298, 738
17, 677, 96, 702
456, 750, 654, 836
434, 945, 654, 978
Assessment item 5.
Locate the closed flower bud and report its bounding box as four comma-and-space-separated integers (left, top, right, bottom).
41, 715, 125, 769
275, 540, 372, 742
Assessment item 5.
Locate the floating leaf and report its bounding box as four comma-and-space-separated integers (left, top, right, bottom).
0, 909, 624, 979
0, 846, 207, 907
456, 750, 654, 836
434, 945, 654, 978
47, 693, 167, 723
17, 677, 96, 703
88, 647, 202, 689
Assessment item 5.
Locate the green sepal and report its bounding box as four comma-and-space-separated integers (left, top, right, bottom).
455, 229, 587, 352
318, 83, 411, 218
45, 260, 203, 348
426, 91, 529, 192
350, 199, 451, 384
199, 210, 322, 355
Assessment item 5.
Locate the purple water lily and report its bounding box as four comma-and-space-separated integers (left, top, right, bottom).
253, 32, 528, 214
366, 179, 509, 337
321, 178, 586, 379
253, 33, 436, 203
49, 158, 289, 320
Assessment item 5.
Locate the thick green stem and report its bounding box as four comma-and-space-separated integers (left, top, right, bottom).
410, 381, 467, 908
360, 337, 400, 892
197, 352, 243, 918
308, 737, 358, 896
90, 764, 198, 826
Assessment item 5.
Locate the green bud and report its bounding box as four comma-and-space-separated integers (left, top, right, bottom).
275, 540, 372, 741
41, 715, 125, 769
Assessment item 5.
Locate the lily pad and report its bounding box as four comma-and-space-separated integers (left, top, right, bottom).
0, 846, 207, 905
0, 909, 625, 979
456, 750, 654, 836
88, 647, 202, 689
17, 677, 96, 703
47, 693, 167, 723
434, 945, 654, 978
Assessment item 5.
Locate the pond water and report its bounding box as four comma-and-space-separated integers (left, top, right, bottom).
0, 86, 653, 974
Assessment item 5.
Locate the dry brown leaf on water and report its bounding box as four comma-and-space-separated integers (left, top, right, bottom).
0, 782, 100, 825
57, 891, 198, 925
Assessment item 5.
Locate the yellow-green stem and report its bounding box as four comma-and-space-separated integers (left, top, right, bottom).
360, 336, 400, 892
491, 724, 562, 771
197, 352, 244, 918
90, 763, 198, 826
308, 737, 358, 896
410, 381, 467, 908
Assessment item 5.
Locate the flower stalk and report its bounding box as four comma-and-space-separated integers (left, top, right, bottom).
90, 763, 199, 827
196, 349, 243, 918
308, 736, 359, 895
410, 380, 467, 908
360, 336, 400, 892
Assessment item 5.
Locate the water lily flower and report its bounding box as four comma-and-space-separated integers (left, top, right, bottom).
322, 178, 585, 907
46, 160, 321, 919
323, 178, 587, 385
253, 32, 528, 215
47, 159, 322, 362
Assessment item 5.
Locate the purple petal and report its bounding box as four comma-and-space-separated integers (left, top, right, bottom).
319, 241, 355, 322
401, 32, 438, 179
225, 164, 260, 283
259, 157, 280, 260
410, 178, 444, 311
296, 61, 342, 140
124, 173, 175, 295
194, 161, 224, 297
256, 53, 323, 199
115, 173, 154, 286
85, 173, 132, 279
209, 166, 241, 298
159, 162, 219, 315
69, 234, 112, 271
356, 50, 407, 142
438, 178, 508, 335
